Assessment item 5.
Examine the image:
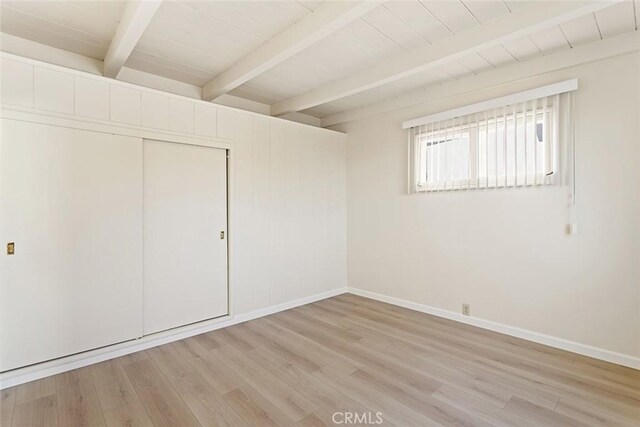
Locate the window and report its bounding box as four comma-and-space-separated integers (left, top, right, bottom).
405, 81, 575, 194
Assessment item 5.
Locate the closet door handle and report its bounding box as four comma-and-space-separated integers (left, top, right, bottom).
7, 242, 15, 255
220, 231, 225, 240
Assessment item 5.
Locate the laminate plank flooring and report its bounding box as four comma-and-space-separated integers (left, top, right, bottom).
2, 294, 639, 426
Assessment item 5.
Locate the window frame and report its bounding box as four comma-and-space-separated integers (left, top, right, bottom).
412, 104, 560, 193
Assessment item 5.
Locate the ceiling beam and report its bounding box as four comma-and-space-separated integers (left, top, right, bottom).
320, 30, 640, 127
271, 0, 620, 117
202, 1, 382, 101
103, 0, 162, 79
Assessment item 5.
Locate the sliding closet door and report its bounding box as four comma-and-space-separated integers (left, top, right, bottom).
0, 119, 143, 372
143, 140, 228, 334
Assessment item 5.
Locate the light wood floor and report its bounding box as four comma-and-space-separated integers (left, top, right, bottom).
1, 294, 639, 426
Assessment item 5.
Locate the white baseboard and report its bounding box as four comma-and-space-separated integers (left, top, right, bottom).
0, 287, 348, 389
347, 287, 640, 370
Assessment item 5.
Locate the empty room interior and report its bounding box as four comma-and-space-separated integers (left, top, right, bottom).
1, 0, 639, 425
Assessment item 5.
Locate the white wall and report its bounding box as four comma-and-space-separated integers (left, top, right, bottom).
335, 52, 640, 359
0, 53, 347, 318
230, 107, 347, 315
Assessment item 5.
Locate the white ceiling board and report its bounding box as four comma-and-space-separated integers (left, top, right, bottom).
256, 63, 317, 93
503, 1, 535, 12
68, 0, 128, 26
202, 1, 381, 100
501, 36, 541, 62
418, 0, 478, 34
529, 25, 571, 54
133, 33, 222, 75
0, 4, 111, 59
178, 0, 306, 42
0, 0, 125, 41
0, 32, 103, 75
316, 68, 452, 114
477, 44, 517, 67
259, 0, 312, 23
157, 2, 262, 47
320, 31, 560, 113
560, 13, 602, 47
461, 1, 510, 24
336, 69, 452, 112
341, 18, 407, 57
382, 1, 452, 43
258, 31, 384, 91
243, 73, 309, 101
594, 1, 637, 38
297, 0, 325, 12
142, 2, 252, 65
132, 0, 321, 90
332, 26, 388, 59
323, 30, 640, 127
126, 50, 214, 86
315, 32, 383, 79
131, 35, 228, 75
270, 0, 615, 116
362, 5, 430, 52
226, 0, 310, 34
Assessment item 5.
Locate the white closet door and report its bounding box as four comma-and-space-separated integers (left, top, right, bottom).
143, 140, 228, 334
0, 119, 143, 372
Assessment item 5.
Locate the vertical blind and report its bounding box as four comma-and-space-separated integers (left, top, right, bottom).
406, 81, 576, 195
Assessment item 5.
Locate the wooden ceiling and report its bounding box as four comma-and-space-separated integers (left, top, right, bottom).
1, 1, 638, 126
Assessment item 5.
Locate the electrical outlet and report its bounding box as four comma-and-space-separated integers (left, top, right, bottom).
462, 303, 470, 316
566, 223, 578, 235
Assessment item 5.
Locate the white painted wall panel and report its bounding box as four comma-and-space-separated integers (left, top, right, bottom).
34, 67, 73, 113
0, 58, 33, 107
251, 115, 271, 310
0, 55, 348, 331
269, 121, 287, 306
110, 84, 141, 125
298, 127, 316, 298
327, 135, 348, 293
168, 98, 194, 134
194, 103, 217, 138
222, 113, 350, 316
217, 108, 237, 140
141, 91, 169, 130
313, 131, 331, 296
284, 125, 304, 301
231, 112, 254, 315
74, 76, 109, 120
